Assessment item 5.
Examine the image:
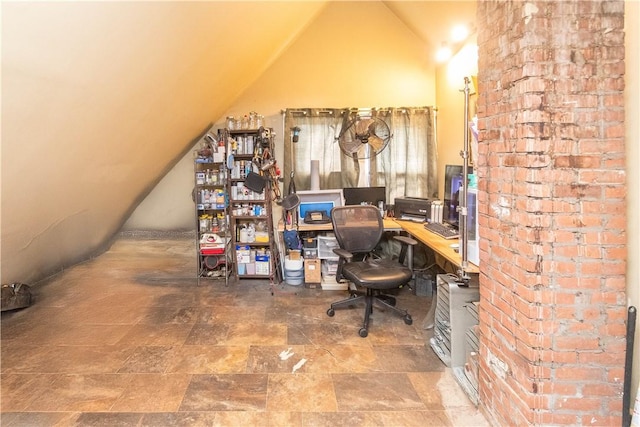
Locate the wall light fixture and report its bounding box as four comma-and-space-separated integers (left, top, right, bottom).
436, 42, 452, 62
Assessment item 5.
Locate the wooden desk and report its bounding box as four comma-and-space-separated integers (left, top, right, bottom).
394, 219, 479, 275
278, 218, 401, 232
278, 218, 477, 274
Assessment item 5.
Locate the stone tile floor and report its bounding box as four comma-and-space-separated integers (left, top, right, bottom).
1, 236, 490, 426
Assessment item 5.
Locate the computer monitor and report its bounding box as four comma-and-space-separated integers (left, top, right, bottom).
343, 186, 386, 207
443, 164, 474, 229
467, 188, 479, 265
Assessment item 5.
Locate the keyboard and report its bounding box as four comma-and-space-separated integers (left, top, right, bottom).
423, 222, 459, 239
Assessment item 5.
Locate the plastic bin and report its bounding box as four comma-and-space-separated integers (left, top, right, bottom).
284, 256, 304, 286
318, 235, 339, 259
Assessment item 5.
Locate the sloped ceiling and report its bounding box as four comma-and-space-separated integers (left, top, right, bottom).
1, 1, 475, 284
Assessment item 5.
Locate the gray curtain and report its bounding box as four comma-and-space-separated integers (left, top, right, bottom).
283, 107, 438, 203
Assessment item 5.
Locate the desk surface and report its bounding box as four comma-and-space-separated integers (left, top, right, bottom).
279, 218, 401, 232
278, 218, 478, 274
395, 219, 479, 274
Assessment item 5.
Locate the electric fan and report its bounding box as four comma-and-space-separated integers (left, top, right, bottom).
337, 114, 392, 186
337, 115, 391, 160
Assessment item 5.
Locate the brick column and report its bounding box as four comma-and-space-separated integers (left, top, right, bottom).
476, 1, 627, 425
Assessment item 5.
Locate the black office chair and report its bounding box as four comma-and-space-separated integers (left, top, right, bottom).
326, 205, 416, 337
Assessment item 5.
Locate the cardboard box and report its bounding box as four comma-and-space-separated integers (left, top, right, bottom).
304, 258, 321, 284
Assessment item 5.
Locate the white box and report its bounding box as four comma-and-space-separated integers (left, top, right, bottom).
255, 261, 269, 275
322, 259, 338, 275
321, 275, 348, 291
236, 246, 251, 264
321, 259, 347, 290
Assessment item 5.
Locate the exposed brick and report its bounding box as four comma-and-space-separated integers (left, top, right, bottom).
555, 365, 606, 381
553, 155, 602, 169
598, 322, 627, 337
540, 412, 581, 425
555, 397, 606, 412
476, 0, 625, 424
538, 350, 579, 364
581, 415, 623, 427
579, 349, 626, 365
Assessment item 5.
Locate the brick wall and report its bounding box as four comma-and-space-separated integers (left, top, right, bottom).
476, 1, 627, 425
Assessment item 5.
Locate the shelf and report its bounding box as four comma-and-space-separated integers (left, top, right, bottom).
228, 128, 262, 134
195, 184, 226, 188
194, 127, 232, 285
194, 159, 224, 164
235, 241, 270, 247
230, 199, 266, 203
221, 125, 280, 281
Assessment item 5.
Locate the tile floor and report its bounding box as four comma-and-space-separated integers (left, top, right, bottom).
1, 235, 490, 426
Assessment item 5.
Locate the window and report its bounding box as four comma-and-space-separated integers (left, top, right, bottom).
283, 107, 438, 203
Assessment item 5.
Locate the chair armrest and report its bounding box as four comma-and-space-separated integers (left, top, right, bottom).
333, 248, 354, 261
394, 235, 417, 247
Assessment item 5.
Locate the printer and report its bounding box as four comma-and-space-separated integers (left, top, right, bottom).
394, 197, 433, 222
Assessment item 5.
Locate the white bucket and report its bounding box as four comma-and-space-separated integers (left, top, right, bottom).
284, 257, 304, 286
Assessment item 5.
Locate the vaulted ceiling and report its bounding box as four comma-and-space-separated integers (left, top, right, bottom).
1, 1, 476, 283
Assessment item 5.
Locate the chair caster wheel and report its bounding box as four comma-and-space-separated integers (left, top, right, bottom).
327, 308, 335, 317
359, 328, 368, 338
404, 314, 413, 325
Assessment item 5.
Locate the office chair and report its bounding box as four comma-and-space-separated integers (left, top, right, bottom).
326, 205, 416, 337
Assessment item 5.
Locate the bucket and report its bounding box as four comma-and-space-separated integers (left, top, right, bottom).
284, 256, 304, 286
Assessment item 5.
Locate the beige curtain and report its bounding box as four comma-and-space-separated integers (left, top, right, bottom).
283, 107, 437, 203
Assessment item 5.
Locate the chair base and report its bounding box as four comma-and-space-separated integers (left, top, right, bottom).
327, 288, 413, 337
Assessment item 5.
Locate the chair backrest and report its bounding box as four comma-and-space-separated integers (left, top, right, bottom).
330, 205, 383, 254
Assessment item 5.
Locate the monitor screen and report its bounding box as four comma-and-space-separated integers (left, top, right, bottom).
467, 188, 477, 240
343, 186, 386, 206
443, 164, 474, 228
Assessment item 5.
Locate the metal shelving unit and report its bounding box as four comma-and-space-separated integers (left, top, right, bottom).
224, 127, 282, 286
194, 127, 232, 285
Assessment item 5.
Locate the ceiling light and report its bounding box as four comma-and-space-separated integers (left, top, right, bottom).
451, 25, 469, 42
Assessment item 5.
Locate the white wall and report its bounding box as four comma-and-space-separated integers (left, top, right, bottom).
0, 1, 325, 283
625, 0, 640, 406
124, 1, 438, 231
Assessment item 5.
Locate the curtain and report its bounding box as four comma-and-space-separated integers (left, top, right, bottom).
283, 107, 438, 203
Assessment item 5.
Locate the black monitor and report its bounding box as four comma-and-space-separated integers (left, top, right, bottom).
443, 164, 473, 229
343, 186, 386, 207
